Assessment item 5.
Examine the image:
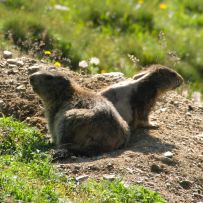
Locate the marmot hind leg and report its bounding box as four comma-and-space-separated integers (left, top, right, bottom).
56, 109, 129, 155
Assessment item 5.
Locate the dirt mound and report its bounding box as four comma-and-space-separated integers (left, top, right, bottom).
0, 55, 203, 202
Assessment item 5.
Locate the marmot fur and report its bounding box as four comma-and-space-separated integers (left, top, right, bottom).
30, 70, 129, 155
100, 65, 184, 130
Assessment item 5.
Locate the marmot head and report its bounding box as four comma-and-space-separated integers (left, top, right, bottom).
30, 71, 73, 104
133, 65, 184, 92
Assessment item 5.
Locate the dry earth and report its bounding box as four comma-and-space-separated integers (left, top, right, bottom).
0, 54, 203, 203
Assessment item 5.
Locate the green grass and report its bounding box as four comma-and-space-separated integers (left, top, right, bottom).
0, 0, 203, 94
0, 116, 167, 202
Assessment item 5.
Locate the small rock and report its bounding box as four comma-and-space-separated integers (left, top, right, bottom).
16, 85, 26, 91
150, 164, 164, 173
0, 61, 6, 67
160, 108, 167, 112
8, 64, 17, 69
0, 99, 5, 111
28, 65, 41, 74
188, 105, 194, 111
163, 151, 173, 158
179, 180, 192, 189
194, 133, 203, 141
93, 72, 125, 81
107, 162, 114, 170
103, 174, 116, 181
7, 59, 24, 67
70, 156, 77, 160
52, 149, 70, 161
160, 157, 176, 166
16, 60, 24, 67
76, 175, 89, 182
186, 112, 192, 116
3, 50, 12, 59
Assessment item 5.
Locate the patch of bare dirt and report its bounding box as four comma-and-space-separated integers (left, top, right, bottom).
0, 55, 202, 203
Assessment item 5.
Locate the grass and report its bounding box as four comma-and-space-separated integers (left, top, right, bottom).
0, 0, 202, 95
0, 116, 167, 202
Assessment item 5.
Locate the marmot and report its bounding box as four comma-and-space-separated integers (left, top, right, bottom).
29, 71, 129, 155
100, 65, 184, 130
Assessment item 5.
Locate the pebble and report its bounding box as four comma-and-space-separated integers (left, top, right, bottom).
70, 156, 77, 160
160, 157, 176, 166
0, 99, 5, 111
179, 180, 192, 189
7, 59, 24, 67
160, 108, 167, 112
103, 174, 116, 181
194, 133, 203, 141
92, 72, 125, 81
3, 50, 12, 59
76, 175, 89, 182
27, 65, 41, 74
150, 164, 164, 173
8, 64, 17, 69
16, 85, 26, 91
163, 151, 173, 158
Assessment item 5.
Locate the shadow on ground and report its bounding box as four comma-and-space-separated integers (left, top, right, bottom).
53, 128, 176, 164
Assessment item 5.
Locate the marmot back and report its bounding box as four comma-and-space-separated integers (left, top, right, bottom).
100, 65, 184, 130
30, 70, 129, 155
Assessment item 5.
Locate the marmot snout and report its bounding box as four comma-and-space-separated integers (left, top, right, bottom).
30, 70, 129, 155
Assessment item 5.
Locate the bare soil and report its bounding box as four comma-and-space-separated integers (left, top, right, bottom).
0, 55, 202, 203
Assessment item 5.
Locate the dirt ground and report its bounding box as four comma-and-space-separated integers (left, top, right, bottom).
0, 55, 203, 203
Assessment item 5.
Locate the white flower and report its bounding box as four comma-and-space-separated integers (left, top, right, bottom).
54, 4, 69, 11
90, 57, 100, 65
79, 60, 88, 68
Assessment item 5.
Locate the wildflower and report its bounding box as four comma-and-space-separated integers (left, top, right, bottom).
79, 60, 88, 68
44, 50, 51, 55
90, 57, 100, 66
54, 61, 61, 68
138, 0, 144, 4
101, 69, 106, 74
159, 3, 167, 10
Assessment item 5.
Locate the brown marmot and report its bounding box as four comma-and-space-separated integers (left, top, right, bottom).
29, 70, 129, 155
100, 65, 184, 130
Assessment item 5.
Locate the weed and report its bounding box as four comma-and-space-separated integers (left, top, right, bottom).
0, 117, 167, 202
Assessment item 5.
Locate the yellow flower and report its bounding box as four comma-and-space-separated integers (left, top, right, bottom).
101, 69, 106, 74
44, 50, 51, 55
159, 3, 167, 10
138, 0, 144, 4
54, 61, 61, 68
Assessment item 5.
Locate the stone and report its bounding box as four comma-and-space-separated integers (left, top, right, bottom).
8, 64, 17, 69
163, 151, 173, 158
0, 99, 5, 111
70, 155, 77, 160
103, 174, 116, 181
194, 133, 203, 141
16, 85, 26, 91
92, 72, 125, 81
28, 65, 41, 75
3, 50, 12, 59
150, 164, 164, 173
76, 175, 89, 182
7, 59, 24, 67
179, 180, 192, 189
160, 157, 176, 166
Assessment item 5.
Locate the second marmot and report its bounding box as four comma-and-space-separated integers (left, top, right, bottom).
100, 65, 184, 130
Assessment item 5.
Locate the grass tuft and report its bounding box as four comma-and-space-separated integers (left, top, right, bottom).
0, 117, 167, 202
